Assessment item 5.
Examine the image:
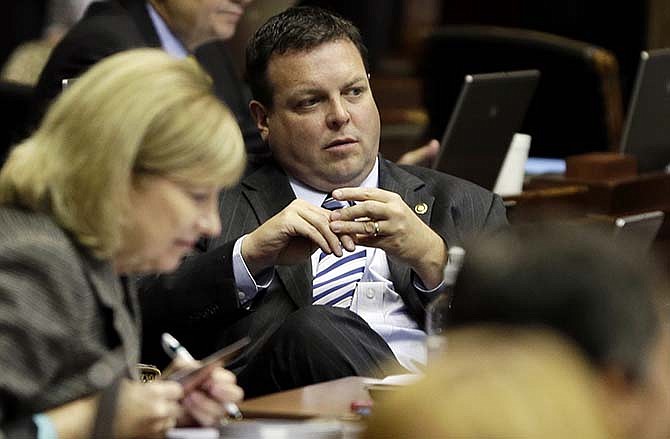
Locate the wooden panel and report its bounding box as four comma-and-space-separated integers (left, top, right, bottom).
239, 376, 373, 419
511, 172, 670, 267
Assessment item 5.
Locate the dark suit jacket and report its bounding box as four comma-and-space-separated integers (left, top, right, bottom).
34, 0, 264, 154
0, 207, 139, 438
139, 158, 508, 370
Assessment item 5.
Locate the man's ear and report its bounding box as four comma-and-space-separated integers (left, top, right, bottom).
249, 100, 270, 141
597, 366, 643, 438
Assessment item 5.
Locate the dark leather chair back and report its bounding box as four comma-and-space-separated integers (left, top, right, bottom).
421, 25, 624, 158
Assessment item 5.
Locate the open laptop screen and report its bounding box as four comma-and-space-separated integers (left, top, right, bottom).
432, 69, 540, 189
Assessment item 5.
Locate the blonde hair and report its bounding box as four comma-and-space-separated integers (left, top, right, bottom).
0, 48, 246, 258
364, 326, 615, 439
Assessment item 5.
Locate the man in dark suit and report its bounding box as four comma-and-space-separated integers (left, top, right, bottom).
34, 0, 264, 154
140, 6, 507, 397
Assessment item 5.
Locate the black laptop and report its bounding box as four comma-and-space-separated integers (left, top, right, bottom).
620, 49, 670, 173
432, 69, 540, 189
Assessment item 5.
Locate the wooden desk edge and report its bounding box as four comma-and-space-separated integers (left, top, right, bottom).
239, 376, 374, 419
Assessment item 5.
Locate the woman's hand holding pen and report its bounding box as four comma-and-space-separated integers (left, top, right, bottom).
115, 379, 184, 437
174, 362, 243, 427
45, 379, 183, 439
161, 333, 244, 427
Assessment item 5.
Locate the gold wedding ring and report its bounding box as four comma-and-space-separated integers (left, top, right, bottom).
372, 221, 380, 237
136, 363, 161, 383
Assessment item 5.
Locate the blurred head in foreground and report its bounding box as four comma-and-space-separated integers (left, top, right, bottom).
448, 225, 670, 439
365, 326, 612, 439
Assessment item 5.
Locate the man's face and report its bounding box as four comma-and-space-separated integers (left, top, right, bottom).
157, 0, 252, 49
251, 39, 381, 192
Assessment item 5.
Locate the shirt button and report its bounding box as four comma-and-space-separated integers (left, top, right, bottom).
365, 288, 375, 299
238, 291, 246, 300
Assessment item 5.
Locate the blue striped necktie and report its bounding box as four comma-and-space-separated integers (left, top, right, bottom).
312, 195, 367, 308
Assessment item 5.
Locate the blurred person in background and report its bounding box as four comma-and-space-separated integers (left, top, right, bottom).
364, 326, 614, 439
44, 0, 96, 40
0, 48, 246, 438
1, 0, 93, 85
35, 0, 264, 155
34, 0, 435, 164
448, 225, 670, 439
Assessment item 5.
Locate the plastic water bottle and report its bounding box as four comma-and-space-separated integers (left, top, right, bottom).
425, 246, 466, 364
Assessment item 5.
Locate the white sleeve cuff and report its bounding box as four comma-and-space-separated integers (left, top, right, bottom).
412, 272, 445, 294
232, 235, 274, 304
33, 413, 58, 439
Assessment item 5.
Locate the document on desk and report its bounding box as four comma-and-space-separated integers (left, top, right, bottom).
167, 428, 218, 439
168, 419, 347, 438
364, 373, 423, 386
363, 373, 424, 391
364, 374, 423, 402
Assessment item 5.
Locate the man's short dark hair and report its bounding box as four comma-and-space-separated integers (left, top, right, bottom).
448, 224, 669, 383
245, 6, 369, 107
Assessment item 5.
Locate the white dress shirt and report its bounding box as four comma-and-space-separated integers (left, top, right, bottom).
231, 159, 443, 372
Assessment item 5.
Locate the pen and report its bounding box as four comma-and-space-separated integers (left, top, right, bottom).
161, 332, 195, 362
160, 332, 243, 420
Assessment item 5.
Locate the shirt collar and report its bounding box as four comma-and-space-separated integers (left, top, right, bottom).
289, 158, 379, 207
146, 2, 189, 58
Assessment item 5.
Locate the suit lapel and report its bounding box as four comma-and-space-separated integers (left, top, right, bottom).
378, 159, 435, 317
121, 0, 164, 48
241, 163, 313, 308
81, 255, 140, 375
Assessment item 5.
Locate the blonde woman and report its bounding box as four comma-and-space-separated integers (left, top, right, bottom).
0, 48, 246, 438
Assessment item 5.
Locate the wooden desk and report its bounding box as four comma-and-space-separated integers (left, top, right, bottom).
523, 172, 670, 216
239, 376, 373, 419
505, 172, 670, 225
507, 171, 670, 265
